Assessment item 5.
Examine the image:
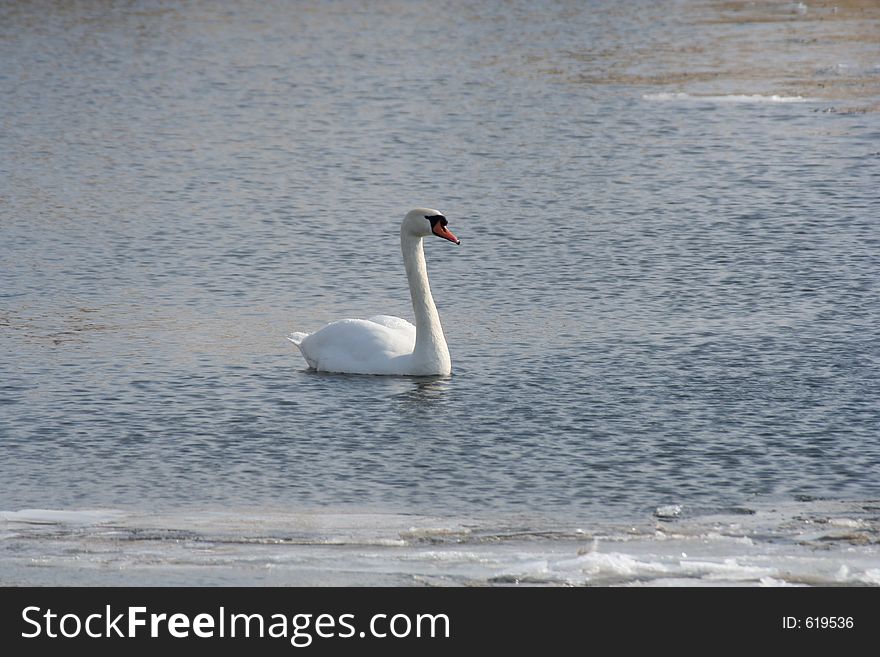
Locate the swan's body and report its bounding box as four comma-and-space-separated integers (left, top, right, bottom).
288, 208, 460, 376
288, 315, 417, 375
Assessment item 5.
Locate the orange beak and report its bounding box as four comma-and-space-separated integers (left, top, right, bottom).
432, 223, 461, 245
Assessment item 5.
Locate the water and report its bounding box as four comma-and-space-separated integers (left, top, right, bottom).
1, 0, 879, 585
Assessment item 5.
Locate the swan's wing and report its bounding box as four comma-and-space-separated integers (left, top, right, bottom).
297, 318, 415, 374
367, 315, 416, 334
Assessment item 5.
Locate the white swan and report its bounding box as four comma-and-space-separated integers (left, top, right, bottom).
288, 208, 460, 376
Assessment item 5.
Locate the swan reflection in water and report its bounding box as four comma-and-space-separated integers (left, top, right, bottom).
394, 375, 452, 403
303, 369, 453, 407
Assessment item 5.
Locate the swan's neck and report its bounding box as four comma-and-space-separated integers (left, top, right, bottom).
401, 232, 451, 374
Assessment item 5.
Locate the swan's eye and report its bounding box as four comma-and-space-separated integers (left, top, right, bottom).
426, 215, 447, 228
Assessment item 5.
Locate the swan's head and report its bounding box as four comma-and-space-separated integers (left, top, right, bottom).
403, 208, 460, 245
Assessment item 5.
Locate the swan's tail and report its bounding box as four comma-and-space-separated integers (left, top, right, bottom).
287, 332, 308, 348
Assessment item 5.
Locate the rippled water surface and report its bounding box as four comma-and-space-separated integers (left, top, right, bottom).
1, 1, 879, 584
